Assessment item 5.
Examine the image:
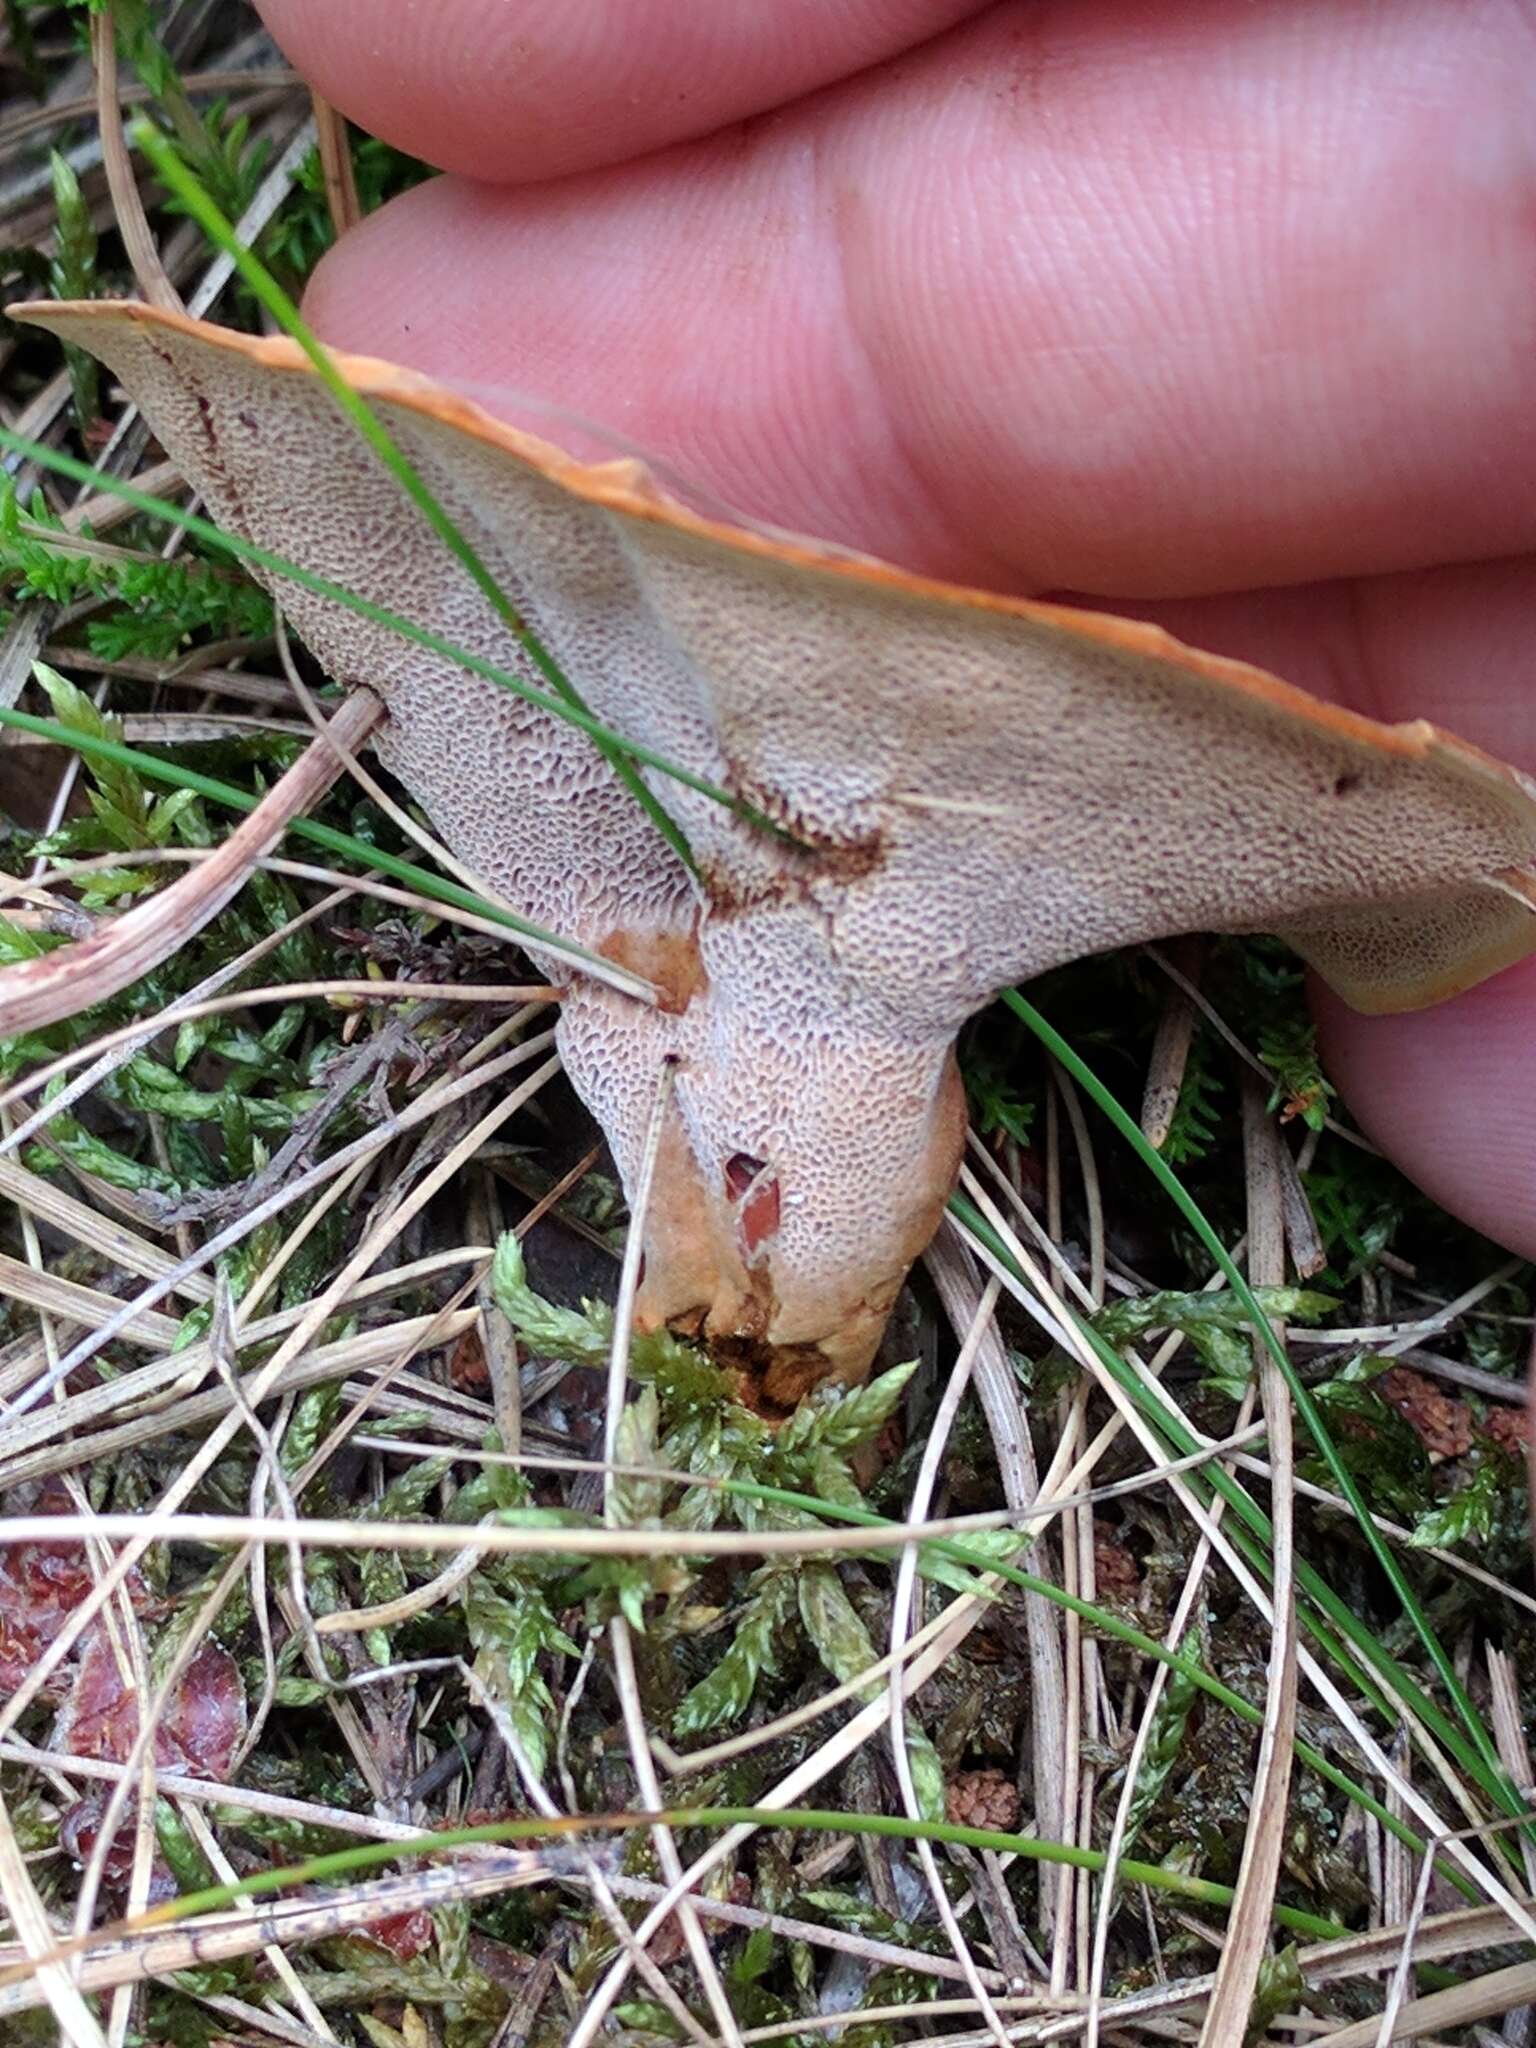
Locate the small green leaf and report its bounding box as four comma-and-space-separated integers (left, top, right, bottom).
491, 1231, 702, 1379
777, 1360, 916, 1457
463, 1575, 576, 1781
0, 913, 49, 964
491, 1232, 611, 1367
154, 1797, 214, 1893
1409, 1462, 1502, 1551
274, 1676, 332, 1707
1248, 1946, 1307, 2044
674, 1569, 796, 1738
1094, 1286, 1336, 1346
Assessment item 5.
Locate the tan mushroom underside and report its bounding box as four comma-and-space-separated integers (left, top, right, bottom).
20, 301, 1536, 1401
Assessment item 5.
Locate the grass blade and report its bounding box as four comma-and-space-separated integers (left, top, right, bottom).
124, 1805, 1351, 1945
133, 119, 701, 874
0, 425, 784, 842
998, 988, 1524, 1822
0, 701, 650, 997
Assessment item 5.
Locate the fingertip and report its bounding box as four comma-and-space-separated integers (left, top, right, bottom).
1313, 959, 1536, 1261
257, 0, 977, 181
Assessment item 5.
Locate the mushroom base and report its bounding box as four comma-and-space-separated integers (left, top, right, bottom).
615, 1045, 969, 1409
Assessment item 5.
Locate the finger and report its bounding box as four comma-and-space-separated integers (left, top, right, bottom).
1311, 964, 1536, 1259
1131, 560, 1536, 1260
1311, 559, 1536, 1255
255, 0, 982, 182
302, 0, 1536, 597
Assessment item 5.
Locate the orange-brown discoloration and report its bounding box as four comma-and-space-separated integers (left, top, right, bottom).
596, 925, 708, 1013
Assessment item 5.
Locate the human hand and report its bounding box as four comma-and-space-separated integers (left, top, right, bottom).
257, 0, 1536, 1256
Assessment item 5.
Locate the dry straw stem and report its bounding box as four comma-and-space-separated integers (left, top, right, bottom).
167, 1802, 339, 2047
309, 89, 360, 235
926, 1220, 1068, 1912
314, 1528, 485, 1636
1046, 1063, 1104, 1991
0, 1774, 109, 2047
1084, 1379, 1264, 2045
0, 1830, 1018, 2018
465, 1668, 721, 2048
1196, 1084, 1300, 2045
0, 973, 558, 1127
4, 1045, 564, 1864
770, 1900, 1536, 2047
0, 872, 364, 1151
0, 1500, 1118, 1578
4, 1017, 552, 1421
1139, 935, 1203, 1148
73, 1548, 250, 1967
0, 1025, 553, 1731
0, 69, 304, 155
91, 5, 179, 312
0, 1854, 561, 2021
610, 1619, 744, 2047
244, 1275, 497, 1780
953, 1199, 1536, 1945
184, 117, 321, 326
1143, 940, 1376, 1154
1488, 1645, 1536, 1897
0, 1246, 490, 1483
1317, 1967, 1536, 2046
1, 1122, 157, 2048
565, 1581, 1018, 2048
7, 1868, 1520, 2037
3, 708, 302, 742
35, 650, 291, 706
1225, 1454, 1536, 1622
595, 1061, 746, 2048
653, 1596, 974, 1779
3, 843, 625, 961
887, 1271, 1011, 2044
0, 682, 383, 1032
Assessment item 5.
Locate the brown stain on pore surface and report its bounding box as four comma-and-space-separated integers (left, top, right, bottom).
700, 828, 885, 921
597, 924, 708, 1012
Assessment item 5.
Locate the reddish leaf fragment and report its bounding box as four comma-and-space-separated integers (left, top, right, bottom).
165, 1637, 248, 1780
55, 1632, 247, 1779
1482, 1405, 1532, 1459
1378, 1367, 1473, 1462
0, 1615, 51, 1700
1093, 1520, 1141, 1598
449, 1326, 491, 1391
57, 1791, 177, 1904
53, 1636, 245, 1899
0, 1482, 155, 1706
0, 1481, 150, 1638
362, 1908, 436, 1960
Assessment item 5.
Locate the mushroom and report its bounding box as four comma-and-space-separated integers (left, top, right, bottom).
17, 300, 1536, 1406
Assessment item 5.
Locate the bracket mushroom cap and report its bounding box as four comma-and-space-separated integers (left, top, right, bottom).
18, 299, 1536, 1398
